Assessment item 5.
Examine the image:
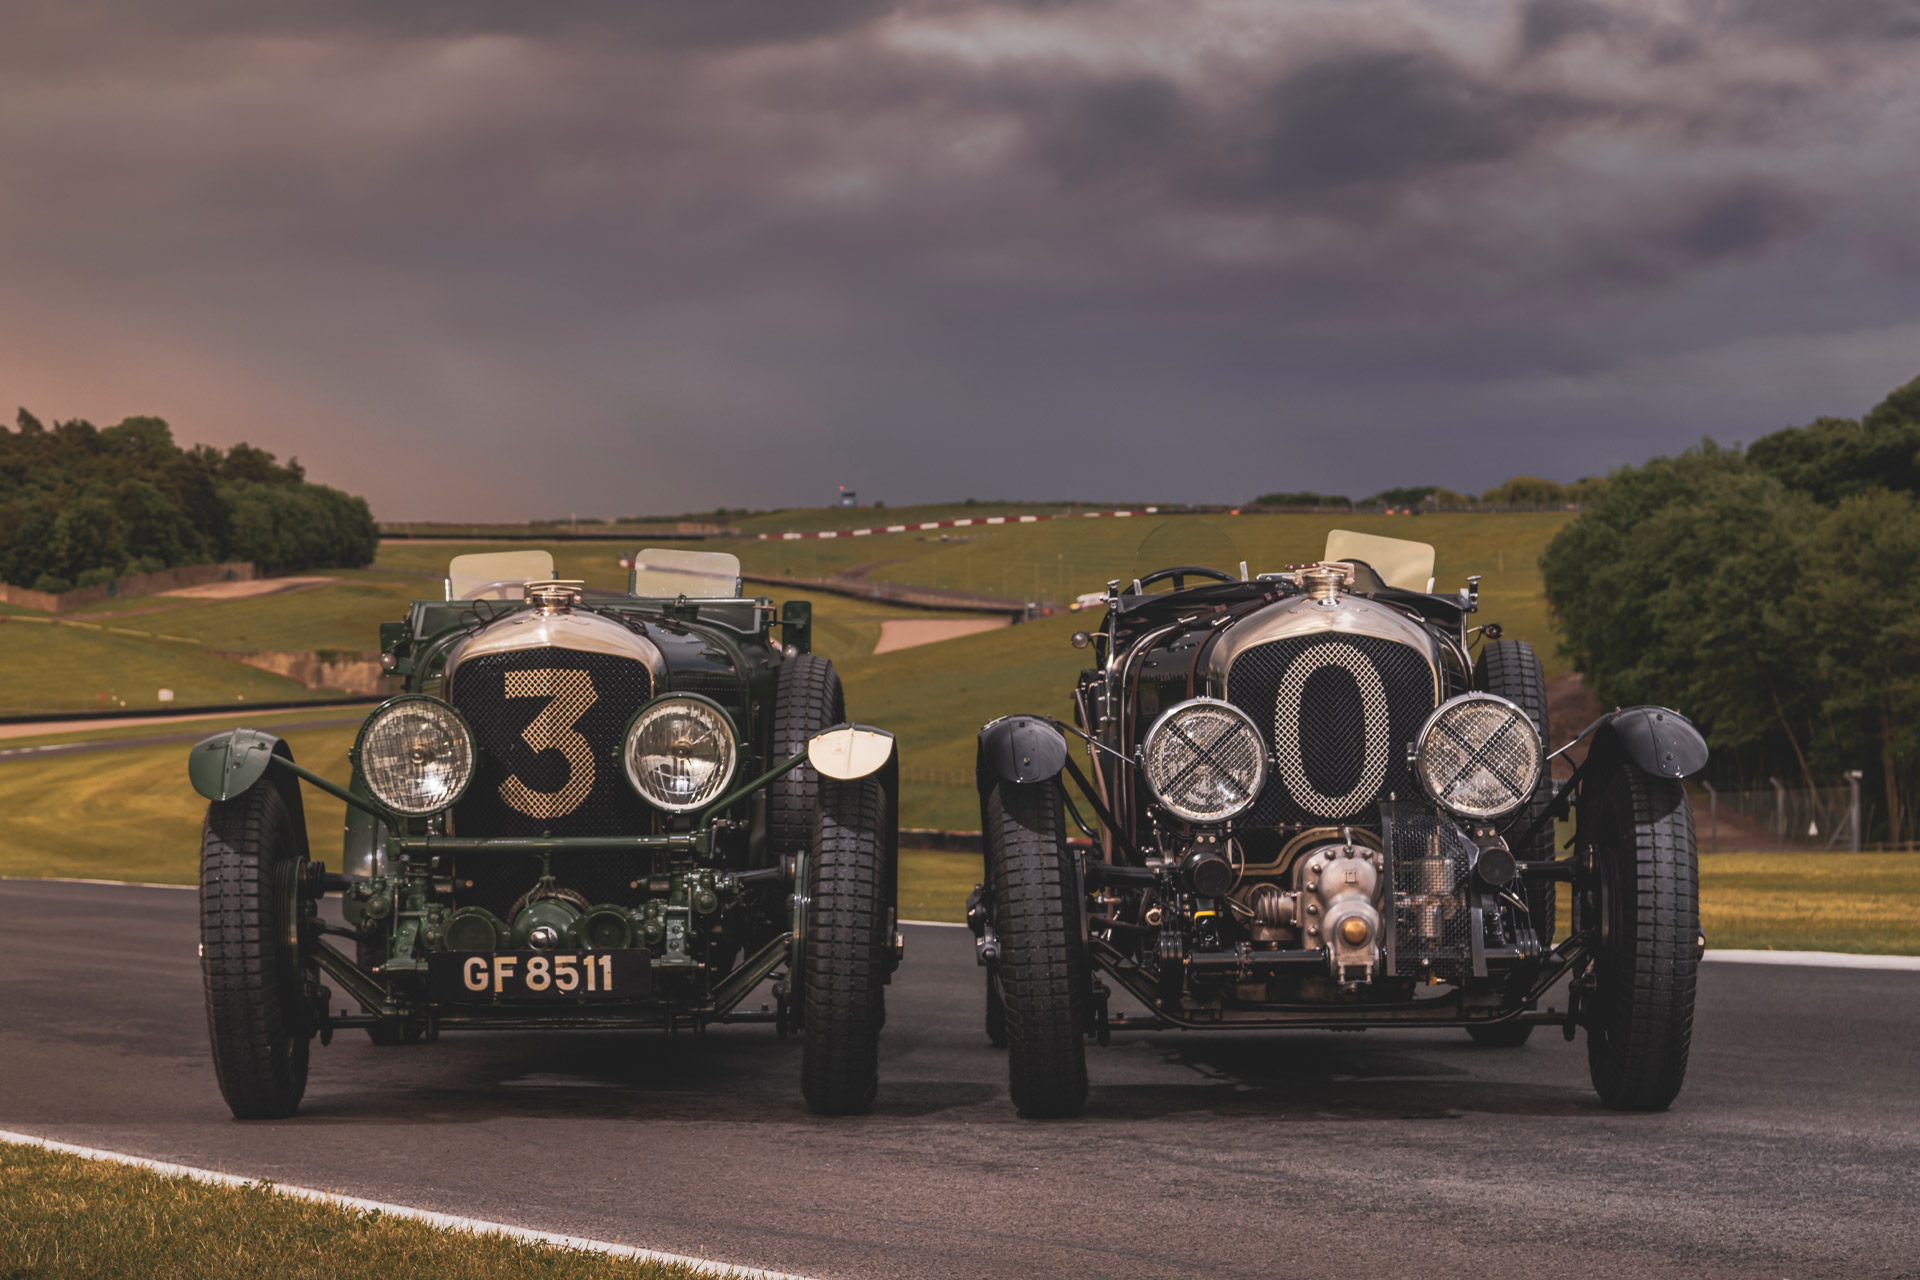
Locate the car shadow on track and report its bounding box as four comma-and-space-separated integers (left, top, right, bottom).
289, 1026, 1597, 1126
292, 1031, 1002, 1124
1074, 1033, 1599, 1120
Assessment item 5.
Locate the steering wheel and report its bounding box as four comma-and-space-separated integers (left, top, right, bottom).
1134, 565, 1239, 592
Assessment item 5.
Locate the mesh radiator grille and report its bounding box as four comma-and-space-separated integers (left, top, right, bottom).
450, 648, 657, 839
1225, 634, 1436, 825
1380, 800, 1478, 982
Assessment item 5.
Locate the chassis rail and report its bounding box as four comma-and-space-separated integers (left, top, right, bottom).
1088, 935, 1590, 1031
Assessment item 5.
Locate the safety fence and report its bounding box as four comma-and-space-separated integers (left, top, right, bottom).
1693, 781, 1877, 853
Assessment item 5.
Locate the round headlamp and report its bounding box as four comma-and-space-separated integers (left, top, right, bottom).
1140, 698, 1267, 824
623, 696, 738, 813
1414, 693, 1544, 821
357, 696, 475, 816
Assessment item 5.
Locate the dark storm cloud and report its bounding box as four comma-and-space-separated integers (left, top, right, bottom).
1518, 0, 1616, 55
0, 0, 1916, 518
9, 0, 903, 50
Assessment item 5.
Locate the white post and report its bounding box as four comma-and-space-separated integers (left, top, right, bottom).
1845, 770, 1863, 854
1702, 780, 1717, 854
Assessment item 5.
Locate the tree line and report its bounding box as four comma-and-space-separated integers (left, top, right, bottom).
0, 410, 378, 592
1252, 476, 1609, 510
1543, 376, 1920, 844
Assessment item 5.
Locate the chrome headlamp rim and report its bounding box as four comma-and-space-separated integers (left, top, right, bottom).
353, 694, 476, 816
1139, 696, 1268, 825
1413, 691, 1544, 821
620, 693, 741, 814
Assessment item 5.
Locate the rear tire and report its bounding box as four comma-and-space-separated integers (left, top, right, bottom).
201, 782, 310, 1120
1581, 763, 1698, 1111
770, 655, 845, 861
800, 777, 889, 1116
985, 780, 1087, 1119
1474, 637, 1557, 944
1468, 639, 1555, 1048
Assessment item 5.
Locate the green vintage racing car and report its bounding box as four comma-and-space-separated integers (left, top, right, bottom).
189, 548, 901, 1119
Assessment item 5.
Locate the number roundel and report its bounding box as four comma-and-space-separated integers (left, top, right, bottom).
500, 669, 597, 819
1270, 640, 1393, 819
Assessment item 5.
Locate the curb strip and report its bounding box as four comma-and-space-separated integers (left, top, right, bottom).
0, 1129, 817, 1280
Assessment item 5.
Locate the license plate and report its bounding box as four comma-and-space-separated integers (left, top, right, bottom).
428, 951, 652, 1002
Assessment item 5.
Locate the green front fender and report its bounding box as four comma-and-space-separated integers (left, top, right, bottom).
188, 727, 312, 860
187, 728, 288, 802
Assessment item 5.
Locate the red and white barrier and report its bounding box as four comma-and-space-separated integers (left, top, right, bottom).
757, 508, 1160, 541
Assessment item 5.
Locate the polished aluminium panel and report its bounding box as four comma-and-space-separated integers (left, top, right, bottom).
445, 607, 669, 686
1205, 592, 1442, 699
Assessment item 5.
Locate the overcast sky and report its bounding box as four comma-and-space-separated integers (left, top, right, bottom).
2, 0, 1916, 519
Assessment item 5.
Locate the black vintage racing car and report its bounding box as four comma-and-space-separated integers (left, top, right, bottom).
969, 528, 1708, 1116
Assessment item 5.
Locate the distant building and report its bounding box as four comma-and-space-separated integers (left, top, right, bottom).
838, 486, 858, 507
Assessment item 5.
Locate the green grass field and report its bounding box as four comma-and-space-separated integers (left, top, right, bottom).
0, 1142, 695, 1280
0, 620, 327, 713
0, 713, 359, 883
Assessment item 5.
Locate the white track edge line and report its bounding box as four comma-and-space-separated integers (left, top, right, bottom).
1703, 949, 1920, 971
1, 876, 194, 890
900, 918, 966, 928
0, 1129, 816, 1280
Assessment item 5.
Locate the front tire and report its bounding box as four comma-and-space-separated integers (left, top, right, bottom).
984, 780, 1087, 1119
1580, 763, 1699, 1111
201, 782, 311, 1120
800, 777, 889, 1116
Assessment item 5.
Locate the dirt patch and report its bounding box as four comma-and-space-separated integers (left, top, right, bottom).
161, 576, 339, 600
211, 650, 397, 696
872, 617, 1009, 654
1545, 672, 1602, 776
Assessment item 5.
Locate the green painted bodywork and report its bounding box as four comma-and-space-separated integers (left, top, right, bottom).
186, 728, 284, 802
186, 579, 895, 1042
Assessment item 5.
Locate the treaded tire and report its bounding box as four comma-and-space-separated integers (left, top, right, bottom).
984, 972, 1008, 1048
1468, 638, 1555, 1047
800, 776, 888, 1116
770, 655, 845, 861
201, 783, 310, 1120
985, 780, 1087, 1119
1583, 764, 1698, 1111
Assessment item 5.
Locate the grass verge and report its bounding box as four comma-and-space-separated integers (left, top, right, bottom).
0, 1141, 701, 1280
898, 849, 979, 923
1698, 852, 1920, 954
0, 719, 356, 883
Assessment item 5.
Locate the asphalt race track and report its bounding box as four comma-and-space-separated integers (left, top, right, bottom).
3, 880, 1916, 1280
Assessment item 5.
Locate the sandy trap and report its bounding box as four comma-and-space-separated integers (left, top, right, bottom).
871, 616, 1007, 654
162, 576, 339, 600
0, 1128, 817, 1280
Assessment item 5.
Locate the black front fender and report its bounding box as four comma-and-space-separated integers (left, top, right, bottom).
1586, 706, 1709, 779
975, 715, 1069, 791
